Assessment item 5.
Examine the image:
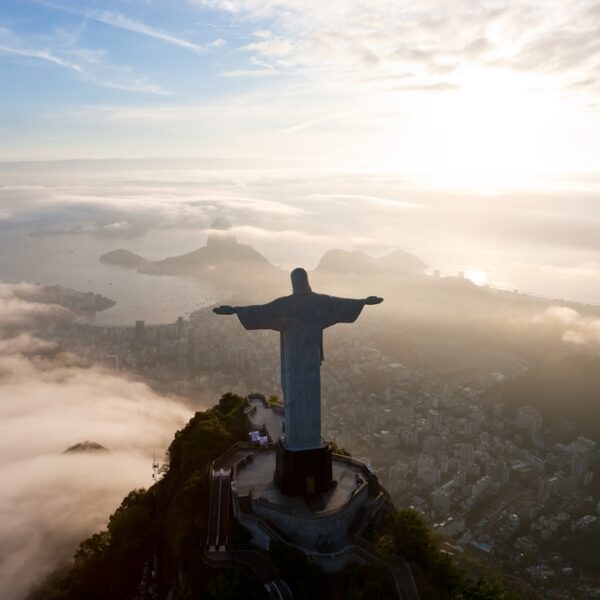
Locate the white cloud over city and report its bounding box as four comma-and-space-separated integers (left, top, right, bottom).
0, 284, 191, 599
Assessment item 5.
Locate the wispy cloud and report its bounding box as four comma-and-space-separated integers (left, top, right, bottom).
220, 68, 279, 77
0, 38, 83, 74
0, 28, 170, 95
194, 0, 600, 98
30, 0, 211, 53
265, 112, 352, 136
87, 10, 206, 52
307, 193, 422, 210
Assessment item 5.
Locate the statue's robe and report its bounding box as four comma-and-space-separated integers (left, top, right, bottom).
236, 293, 365, 450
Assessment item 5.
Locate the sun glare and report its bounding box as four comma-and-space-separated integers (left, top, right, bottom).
465, 269, 489, 286
382, 66, 582, 191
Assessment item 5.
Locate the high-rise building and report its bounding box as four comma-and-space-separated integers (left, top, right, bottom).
493, 402, 505, 417
453, 470, 467, 487
455, 443, 474, 465
571, 452, 589, 482
486, 461, 510, 485
471, 476, 491, 499
516, 405, 543, 436
135, 319, 146, 341
432, 489, 451, 517
427, 409, 441, 432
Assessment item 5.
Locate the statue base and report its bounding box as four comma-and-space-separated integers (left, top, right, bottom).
275, 440, 333, 496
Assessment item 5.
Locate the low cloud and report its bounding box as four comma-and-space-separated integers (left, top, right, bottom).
3, 163, 600, 303
513, 305, 600, 350
0, 171, 309, 241
30, 220, 149, 240
0, 283, 191, 599
536, 306, 600, 346
0, 283, 73, 334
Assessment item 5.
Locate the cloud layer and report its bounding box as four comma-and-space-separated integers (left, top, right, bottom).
1, 0, 598, 171
4, 161, 600, 305
196, 0, 600, 97
0, 283, 191, 599
530, 306, 600, 347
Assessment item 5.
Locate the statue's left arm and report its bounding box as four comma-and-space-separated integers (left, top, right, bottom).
321, 295, 383, 329
214, 299, 284, 331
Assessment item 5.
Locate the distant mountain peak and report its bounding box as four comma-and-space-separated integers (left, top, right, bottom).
206, 218, 236, 248
135, 222, 275, 279
99, 249, 148, 268
63, 441, 108, 454
210, 217, 232, 230
316, 247, 427, 275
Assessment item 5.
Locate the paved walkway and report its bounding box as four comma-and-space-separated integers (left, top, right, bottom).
235, 449, 367, 516
247, 396, 283, 442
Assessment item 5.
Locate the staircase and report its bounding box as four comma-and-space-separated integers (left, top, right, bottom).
207, 468, 231, 552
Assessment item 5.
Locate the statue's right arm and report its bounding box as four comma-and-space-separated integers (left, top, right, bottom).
213, 305, 236, 315
231, 300, 284, 331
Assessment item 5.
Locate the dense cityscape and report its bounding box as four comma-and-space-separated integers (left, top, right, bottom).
46, 308, 600, 599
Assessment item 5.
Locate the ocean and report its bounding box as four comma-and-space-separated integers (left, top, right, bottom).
0, 229, 216, 325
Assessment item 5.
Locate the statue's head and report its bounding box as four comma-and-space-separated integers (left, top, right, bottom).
291, 268, 312, 295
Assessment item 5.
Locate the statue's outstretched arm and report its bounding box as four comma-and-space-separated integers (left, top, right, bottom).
322, 295, 382, 328
213, 305, 236, 315
214, 300, 284, 331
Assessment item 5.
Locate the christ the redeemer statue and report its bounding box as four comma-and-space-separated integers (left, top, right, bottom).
213, 268, 383, 453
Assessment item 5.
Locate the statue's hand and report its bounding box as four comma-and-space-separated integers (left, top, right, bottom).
213, 305, 236, 315
365, 296, 383, 305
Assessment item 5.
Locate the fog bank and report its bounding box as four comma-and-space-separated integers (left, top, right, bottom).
0, 283, 192, 599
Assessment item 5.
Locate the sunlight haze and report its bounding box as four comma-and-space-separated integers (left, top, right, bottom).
4, 2, 600, 599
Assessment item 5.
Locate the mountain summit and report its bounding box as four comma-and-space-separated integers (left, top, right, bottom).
316, 248, 427, 275
99, 220, 279, 290
138, 219, 275, 279
99, 249, 148, 268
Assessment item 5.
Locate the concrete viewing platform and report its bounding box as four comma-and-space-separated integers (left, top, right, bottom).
236, 449, 367, 518
211, 395, 386, 568
214, 443, 383, 561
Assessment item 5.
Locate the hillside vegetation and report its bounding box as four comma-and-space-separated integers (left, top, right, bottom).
30, 393, 522, 599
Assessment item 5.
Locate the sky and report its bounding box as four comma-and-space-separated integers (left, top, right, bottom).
2, 1, 600, 303
1, 0, 599, 180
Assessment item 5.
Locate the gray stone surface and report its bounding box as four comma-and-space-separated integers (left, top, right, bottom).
235, 449, 366, 515
213, 399, 388, 568
247, 396, 283, 442
216, 269, 381, 451
231, 447, 371, 551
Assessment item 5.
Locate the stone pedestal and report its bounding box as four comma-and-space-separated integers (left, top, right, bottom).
275, 440, 333, 495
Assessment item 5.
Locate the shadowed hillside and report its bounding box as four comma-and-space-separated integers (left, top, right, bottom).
489, 353, 600, 439
315, 248, 427, 275
29, 393, 524, 600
